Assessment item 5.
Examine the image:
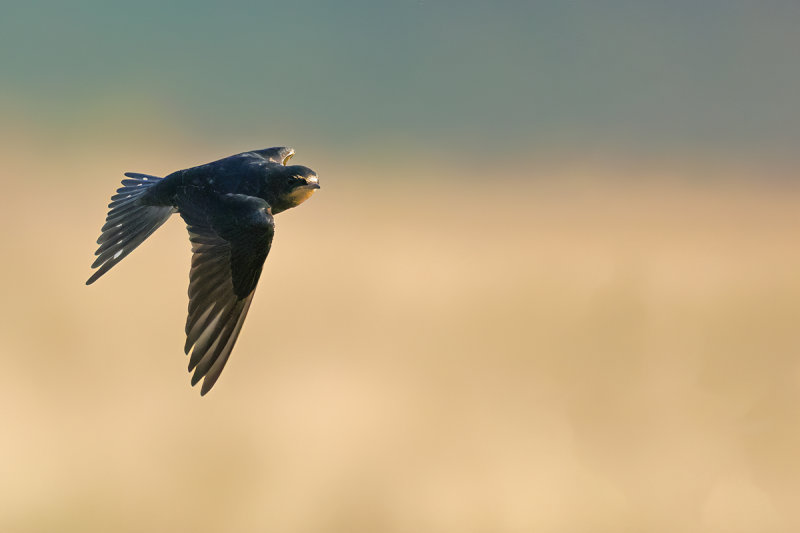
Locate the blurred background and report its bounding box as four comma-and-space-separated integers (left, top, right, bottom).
2, 1, 800, 532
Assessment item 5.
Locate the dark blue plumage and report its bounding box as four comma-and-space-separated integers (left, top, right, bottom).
87, 147, 320, 394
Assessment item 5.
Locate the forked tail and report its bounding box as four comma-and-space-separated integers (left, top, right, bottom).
86, 173, 174, 285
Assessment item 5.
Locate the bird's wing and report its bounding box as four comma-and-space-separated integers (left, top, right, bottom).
250, 146, 295, 165
175, 187, 275, 395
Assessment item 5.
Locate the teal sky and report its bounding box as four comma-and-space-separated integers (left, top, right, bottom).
3, 1, 800, 156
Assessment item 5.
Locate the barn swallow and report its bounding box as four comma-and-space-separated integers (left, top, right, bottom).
87, 147, 320, 394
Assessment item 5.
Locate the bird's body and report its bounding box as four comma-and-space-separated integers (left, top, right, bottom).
87, 147, 320, 394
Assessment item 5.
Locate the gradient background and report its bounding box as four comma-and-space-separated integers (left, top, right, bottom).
3, 2, 800, 532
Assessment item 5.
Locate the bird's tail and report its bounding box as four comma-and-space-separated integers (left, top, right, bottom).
86, 173, 174, 285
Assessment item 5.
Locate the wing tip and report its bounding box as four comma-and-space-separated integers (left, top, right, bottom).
189, 374, 214, 396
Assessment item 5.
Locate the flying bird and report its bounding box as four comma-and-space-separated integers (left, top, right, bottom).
87, 147, 320, 394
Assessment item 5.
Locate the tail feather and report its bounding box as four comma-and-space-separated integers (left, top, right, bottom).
86, 174, 173, 285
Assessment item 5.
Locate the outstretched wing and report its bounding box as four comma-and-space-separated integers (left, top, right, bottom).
176, 187, 275, 395
250, 146, 295, 165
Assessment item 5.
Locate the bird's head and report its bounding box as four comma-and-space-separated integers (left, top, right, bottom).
269, 165, 320, 213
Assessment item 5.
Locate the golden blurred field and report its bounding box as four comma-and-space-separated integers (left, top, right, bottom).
2, 142, 800, 532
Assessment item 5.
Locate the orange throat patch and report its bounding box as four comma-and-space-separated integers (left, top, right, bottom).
286, 186, 317, 208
